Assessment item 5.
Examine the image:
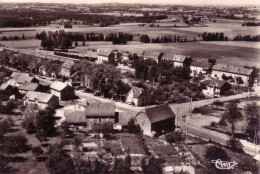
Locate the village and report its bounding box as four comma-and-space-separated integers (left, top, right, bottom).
0, 42, 259, 174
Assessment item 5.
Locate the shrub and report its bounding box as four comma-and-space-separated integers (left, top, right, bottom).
213, 100, 224, 107
32, 146, 44, 157
204, 145, 229, 169
165, 131, 184, 143
210, 121, 218, 127
226, 137, 244, 153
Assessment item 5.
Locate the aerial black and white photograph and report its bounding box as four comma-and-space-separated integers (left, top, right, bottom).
0, 0, 259, 173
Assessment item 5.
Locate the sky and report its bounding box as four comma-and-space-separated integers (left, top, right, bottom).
1, 0, 260, 6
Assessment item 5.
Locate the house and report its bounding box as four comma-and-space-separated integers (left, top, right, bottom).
97, 51, 116, 64
64, 101, 118, 126
190, 60, 212, 77
143, 51, 163, 63
203, 79, 232, 97
211, 64, 254, 86
135, 104, 176, 136
125, 86, 153, 106
24, 91, 59, 110
7, 72, 39, 87
162, 55, 192, 68
60, 61, 75, 77
50, 82, 75, 101
0, 83, 18, 98
81, 101, 118, 125
18, 82, 41, 95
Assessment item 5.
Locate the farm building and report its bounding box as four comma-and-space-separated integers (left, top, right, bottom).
60, 60, 75, 77
97, 51, 116, 63
143, 51, 163, 63
18, 82, 41, 95
125, 86, 153, 106
50, 82, 75, 101
82, 51, 98, 62
203, 79, 232, 97
7, 72, 39, 87
190, 60, 212, 77
64, 101, 118, 127
135, 104, 176, 136
161, 54, 192, 68
23, 91, 59, 110
211, 64, 254, 87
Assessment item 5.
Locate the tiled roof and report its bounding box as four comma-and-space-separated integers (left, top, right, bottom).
131, 86, 144, 98
206, 79, 230, 88
24, 91, 55, 103
50, 82, 69, 91
18, 82, 39, 91
212, 64, 253, 76
83, 51, 98, 58
11, 72, 36, 84
64, 108, 87, 123
145, 104, 175, 123
172, 55, 188, 62
61, 61, 75, 69
98, 51, 113, 57
80, 102, 115, 117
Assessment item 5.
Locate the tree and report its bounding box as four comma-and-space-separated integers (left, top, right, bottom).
22, 34, 25, 40
127, 118, 141, 134
73, 136, 83, 174
60, 121, 72, 139
2, 134, 30, 156
140, 34, 150, 43
226, 137, 243, 152
165, 131, 184, 143
45, 144, 76, 174
32, 146, 44, 158
244, 102, 260, 142
222, 101, 243, 136
82, 40, 85, 46
35, 108, 56, 135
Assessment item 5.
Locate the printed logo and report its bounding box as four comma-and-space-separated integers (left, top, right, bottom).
211, 159, 238, 170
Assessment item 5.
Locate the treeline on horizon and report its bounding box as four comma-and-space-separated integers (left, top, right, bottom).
0, 9, 167, 28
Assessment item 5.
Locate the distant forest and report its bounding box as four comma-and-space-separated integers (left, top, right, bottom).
0, 9, 167, 27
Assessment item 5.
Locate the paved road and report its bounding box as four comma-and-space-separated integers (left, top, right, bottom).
169, 92, 260, 158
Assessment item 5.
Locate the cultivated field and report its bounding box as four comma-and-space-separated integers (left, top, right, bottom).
75, 41, 260, 68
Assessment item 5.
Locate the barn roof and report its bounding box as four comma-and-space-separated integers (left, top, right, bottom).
0, 83, 11, 91
50, 82, 70, 91
190, 60, 212, 69
24, 91, 56, 103
206, 79, 231, 89
145, 104, 175, 123
64, 109, 87, 123
212, 64, 253, 76
80, 102, 115, 117
98, 51, 114, 57
11, 72, 37, 84
18, 82, 39, 91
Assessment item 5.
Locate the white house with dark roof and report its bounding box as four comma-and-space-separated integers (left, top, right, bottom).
60, 60, 75, 77
50, 82, 75, 101
211, 64, 254, 86
135, 104, 175, 136
125, 86, 153, 106
24, 91, 59, 110
190, 60, 212, 77
161, 54, 192, 67
203, 79, 232, 97
143, 51, 163, 63
97, 51, 116, 63
7, 72, 39, 87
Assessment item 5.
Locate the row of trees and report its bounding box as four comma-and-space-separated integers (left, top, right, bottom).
201, 32, 228, 41
105, 32, 133, 45
233, 34, 260, 42
1, 34, 25, 41
140, 34, 196, 43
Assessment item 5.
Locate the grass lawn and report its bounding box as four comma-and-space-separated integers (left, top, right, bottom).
0, 39, 41, 48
